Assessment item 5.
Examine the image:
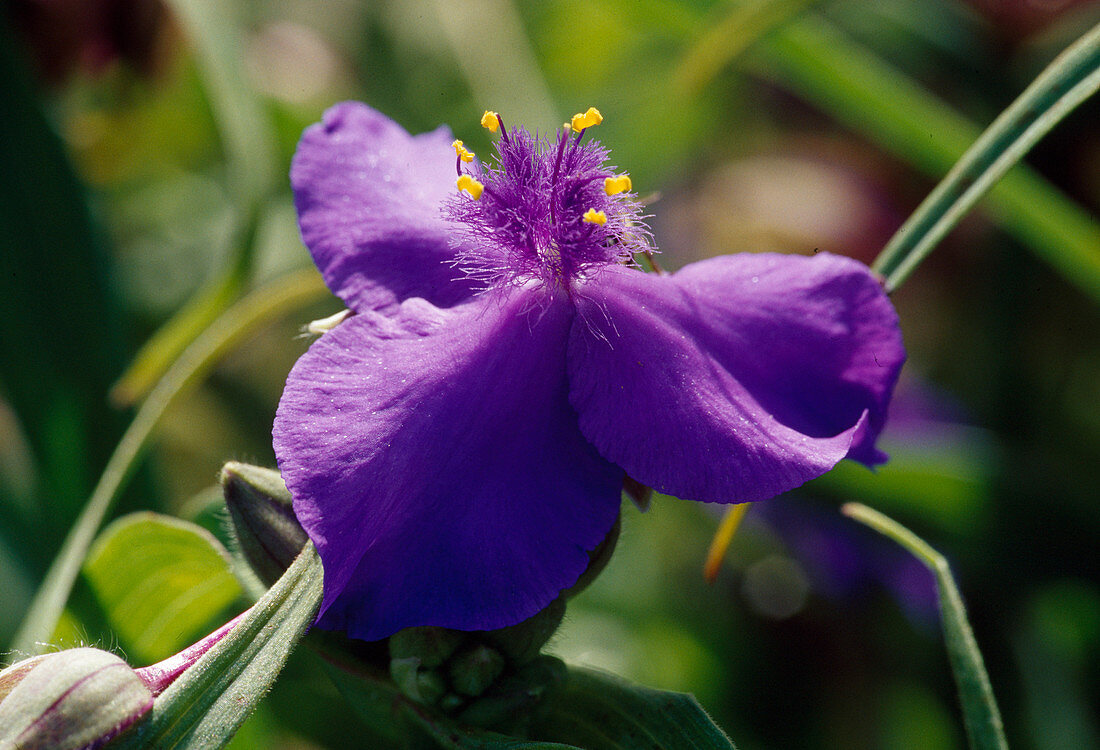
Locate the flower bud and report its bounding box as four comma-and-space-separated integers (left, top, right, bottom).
448, 644, 506, 697
388, 625, 465, 670
0, 648, 152, 749
457, 655, 566, 729
220, 461, 308, 586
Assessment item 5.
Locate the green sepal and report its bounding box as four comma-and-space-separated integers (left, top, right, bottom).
221, 461, 309, 587
456, 656, 567, 731
324, 652, 735, 749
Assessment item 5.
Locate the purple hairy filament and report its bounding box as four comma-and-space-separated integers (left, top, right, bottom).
445, 109, 647, 291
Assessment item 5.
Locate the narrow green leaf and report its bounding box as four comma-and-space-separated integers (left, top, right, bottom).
83, 513, 242, 663
11, 270, 329, 657
873, 20, 1100, 291
532, 667, 736, 750
108, 249, 246, 408
754, 16, 1100, 303
842, 503, 1007, 750
114, 543, 323, 749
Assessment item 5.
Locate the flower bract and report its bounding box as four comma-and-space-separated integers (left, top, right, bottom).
274, 102, 905, 641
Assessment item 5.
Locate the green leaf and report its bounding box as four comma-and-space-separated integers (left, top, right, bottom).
83, 513, 242, 663
872, 20, 1100, 291
532, 667, 736, 750
113, 543, 323, 749
753, 15, 1100, 304
842, 503, 1007, 750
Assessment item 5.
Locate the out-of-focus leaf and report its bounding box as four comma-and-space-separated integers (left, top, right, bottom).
112, 0, 280, 405
0, 10, 129, 546
843, 503, 1007, 750
672, 0, 819, 98
752, 16, 1100, 304
83, 512, 242, 663
113, 544, 322, 749
163, 0, 276, 202
10, 270, 327, 657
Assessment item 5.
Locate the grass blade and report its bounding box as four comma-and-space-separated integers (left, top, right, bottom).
872, 20, 1100, 291
843, 503, 1007, 750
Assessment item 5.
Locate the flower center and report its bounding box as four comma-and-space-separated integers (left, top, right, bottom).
444, 108, 649, 291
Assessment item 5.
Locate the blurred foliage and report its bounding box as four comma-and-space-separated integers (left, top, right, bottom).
1, 0, 1099, 747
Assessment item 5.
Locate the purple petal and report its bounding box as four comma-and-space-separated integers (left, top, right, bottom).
291, 102, 477, 313
567, 252, 904, 504
273, 287, 623, 641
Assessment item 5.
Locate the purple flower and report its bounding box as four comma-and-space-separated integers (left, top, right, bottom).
273, 102, 905, 641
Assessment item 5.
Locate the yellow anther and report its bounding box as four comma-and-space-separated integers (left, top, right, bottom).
481, 111, 499, 133
452, 140, 475, 163
604, 175, 632, 196
457, 174, 484, 200
582, 208, 607, 225
570, 107, 603, 132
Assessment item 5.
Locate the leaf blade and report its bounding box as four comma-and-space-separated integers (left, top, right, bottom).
843, 503, 1007, 750
83, 513, 242, 663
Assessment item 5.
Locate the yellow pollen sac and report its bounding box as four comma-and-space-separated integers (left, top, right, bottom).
570, 107, 603, 132
452, 140, 475, 162
481, 110, 500, 133
604, 175, 632, 195
582, 208, 607, 225
456, 174, 484, 200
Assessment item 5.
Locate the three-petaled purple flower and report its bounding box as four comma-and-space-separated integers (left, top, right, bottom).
273, 102, 905, 642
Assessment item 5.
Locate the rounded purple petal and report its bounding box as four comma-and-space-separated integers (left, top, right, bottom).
273, 286, 623, 641
567, 252, 904, 504
291, 102, 477, 313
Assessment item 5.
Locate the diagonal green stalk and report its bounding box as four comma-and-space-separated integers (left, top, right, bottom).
10, 271, 328, 657
872, 20, 1100, 292
843, 503, 1007, 750
755, 16, 1100, 303
115, 543, 323, 748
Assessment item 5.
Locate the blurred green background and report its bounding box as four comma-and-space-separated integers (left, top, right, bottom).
2, 0, 1099, 747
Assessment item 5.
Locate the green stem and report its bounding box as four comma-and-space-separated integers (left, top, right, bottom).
843, 503, 1007, 750
872, 20, 1100, 291
10, 271, 328, 656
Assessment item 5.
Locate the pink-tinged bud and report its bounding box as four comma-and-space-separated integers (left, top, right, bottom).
0, 648, 153, 749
